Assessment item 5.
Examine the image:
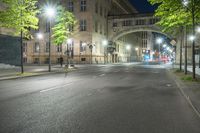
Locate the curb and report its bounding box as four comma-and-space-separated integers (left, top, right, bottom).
166, 69, 200, 118
0, 68, 77, 81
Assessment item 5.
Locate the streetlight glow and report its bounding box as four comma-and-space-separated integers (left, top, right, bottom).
189, 35, 195, 41
126, 45, 131, 50
67, 38, 72, 44
82, 42, 87, 46
36, 33, 43, 39
163, 44, 167, 48
44, 6, 56, 18
102, 40, 108, 46
156, 38, 163, 44
197, 27, 200, 33
182, 0, 189, 6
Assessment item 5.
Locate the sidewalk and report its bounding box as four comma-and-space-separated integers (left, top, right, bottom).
168, 66, 200, 118
0, 65, 67, 80
171, 64, 200, 76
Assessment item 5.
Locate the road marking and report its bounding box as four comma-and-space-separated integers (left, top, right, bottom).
40, 82, 73, 93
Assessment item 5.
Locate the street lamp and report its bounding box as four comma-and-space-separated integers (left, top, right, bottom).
44, 5, 56, 72
102, 40, 108, 64
182, 0, 196, 79
189, 35, 195, 41
36, 33, 43, 40
66, 38, 72, 68
135, 47, 139, 61
126, 45, 131, 62
156, 38, 163, 64
88, 43, 95, 64
197, 27, 200, 33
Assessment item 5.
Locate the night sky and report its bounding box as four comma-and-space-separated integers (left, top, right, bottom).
129, 0, 157, 13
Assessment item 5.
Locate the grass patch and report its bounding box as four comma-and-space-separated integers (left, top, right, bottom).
174, 69, 183, 73
181, 75, 193, 81
172, 68, 200, 83
16, 72, 37, 77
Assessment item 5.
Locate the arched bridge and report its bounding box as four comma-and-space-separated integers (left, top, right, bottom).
108, 13, 171, 41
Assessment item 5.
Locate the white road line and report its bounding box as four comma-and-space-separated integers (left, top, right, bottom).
40, 82, 73, 93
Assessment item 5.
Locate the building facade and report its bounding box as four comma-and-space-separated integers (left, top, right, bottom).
23, 0, 138, 64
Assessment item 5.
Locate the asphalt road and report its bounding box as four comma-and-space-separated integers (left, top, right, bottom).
0, 63, 200, 133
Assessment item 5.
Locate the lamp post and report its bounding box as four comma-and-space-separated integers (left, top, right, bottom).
66, 38, 72, 68
135, 47, 139, 61
156, 38, 163, 64
197, 27, 200, 68
19, 0, 24, 73
182, 0, 196, 79
36, 33, 43, 64
88, 44, 94, 64
126, 45, 131, 63
44, 6, 56, 72
102, 40, 108, 64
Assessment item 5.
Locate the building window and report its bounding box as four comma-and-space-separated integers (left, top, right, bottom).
95, 2, 98, 14
45, 58, 49, 64
23, 42, 27, 52
104, 8, 107, 18
113, 21, 117, 27
34, 58, 39, 64
100, 5, 103, 16
123, 20, 132, 26
67, 41, 74, 58
80, 41, 86, 52
34, 42, 39, 53
81, 58, 86, 61
68, 0, 74, 12
104, 24, 107, 35
46, 21, 50, 32
45, 42, 49, 52
80, 19, 87, 31
57, 45, 62, 52
136, 19, 145, 25
23, 57, 27, 63
95, 21, 98, 33
80, 0, 86, 12
100, 24, 102, 34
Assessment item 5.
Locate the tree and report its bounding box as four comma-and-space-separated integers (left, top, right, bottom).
52, 6, 76, 45
52, 5, 76, 67
0, 0, 39, 73
149, 0, 200, 79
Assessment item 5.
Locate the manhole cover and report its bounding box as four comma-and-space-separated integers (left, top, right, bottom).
166, 84, 172, 87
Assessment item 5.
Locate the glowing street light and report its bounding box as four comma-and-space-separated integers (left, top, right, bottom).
44, 5, 56, 72
102, 40, 108, 46
163, 44, 167, 48
156, 38, 163, 44
36, 33, 43, 40
189, 35, 195, 41
197, 27, 200, 33
126, 45, 131, 50
182, 0, 189, 6
156, 38, 163, 64
44, 6, 56, 18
